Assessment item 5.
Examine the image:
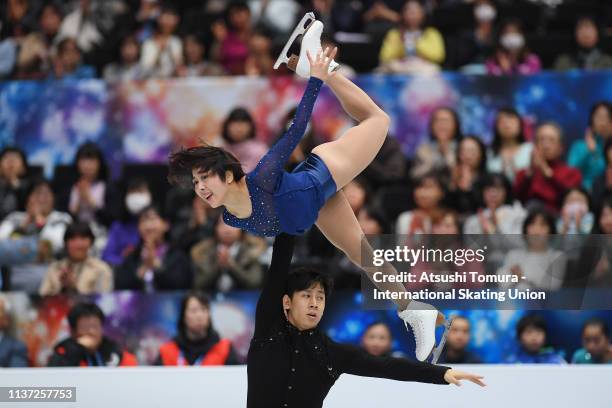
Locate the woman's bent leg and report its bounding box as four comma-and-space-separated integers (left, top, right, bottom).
312, 74, 390, 190
315, 191, 410, 310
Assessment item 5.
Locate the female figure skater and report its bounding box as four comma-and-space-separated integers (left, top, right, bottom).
246, 233, 484, 408
169, 15, 446, 361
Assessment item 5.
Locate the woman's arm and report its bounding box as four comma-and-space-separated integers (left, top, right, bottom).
250, 78, 323, 190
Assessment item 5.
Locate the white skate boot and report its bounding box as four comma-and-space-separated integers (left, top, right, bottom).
273, 12, 339, 78
398, 301, 452, 363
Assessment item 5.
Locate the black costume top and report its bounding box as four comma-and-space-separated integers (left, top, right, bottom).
246, 234, 450, 408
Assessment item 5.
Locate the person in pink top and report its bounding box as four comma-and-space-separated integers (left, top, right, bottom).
212, 2, 252, 75
220, 107, 268, 173
486, 20, 541, 75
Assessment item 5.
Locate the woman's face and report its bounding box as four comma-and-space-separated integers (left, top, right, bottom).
459, 138, 482, 169
599, 206, 612, 233
66, 235, 92, 262
431, 109, 457, 143
0, 151, 25, 179
216, 219, 241, 245
138, 209, 168, 242
414, 178, 443, 210
158, 10, 179, 34
496, 112, 521, 141
184, 297, 210, 335
185, 37, 204, 64
27, 183, 54, 215
576, 20, 598, 49
77, 157, 100, 180
432, 213, 459, 234
592, 106, 611, 138
229, 8, 251, 31
121, 40, 139, 64
192, 169, 230, 208
227, 120, 253, 143
526, 215, 550, 248
483, 184, 506, 209
39, 5, 61, 37
362, 324, 392, 357
402, 1, 425, 30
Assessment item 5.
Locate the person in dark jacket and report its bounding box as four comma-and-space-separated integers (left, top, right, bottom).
155, 291, 239, 366
437, 316, 482, 364
48, 302, 137, 367
114, 205, 193, 291
246, 234, 485, 408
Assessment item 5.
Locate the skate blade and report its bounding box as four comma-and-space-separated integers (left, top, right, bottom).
430, 318, 453, 364
273, 12, 316, 70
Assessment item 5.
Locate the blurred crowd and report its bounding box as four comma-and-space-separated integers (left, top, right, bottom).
1, 0, 611, 80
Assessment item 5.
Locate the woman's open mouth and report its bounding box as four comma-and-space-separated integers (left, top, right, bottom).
205, 192, 213, 201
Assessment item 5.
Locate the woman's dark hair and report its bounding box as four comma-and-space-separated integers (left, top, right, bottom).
68, 302, 105, 330
428, 107, 463, 142
492, 107, 525, 154
496, 19, 529, 62
222, 107, 256, 144
477, 172, 513, 207
589, 101, 612, 130
285, 267, 333, 299
414, 170, 449, 204
592, 193, 612, 233
168, 145, 245, 188
225, 1, 251, 30
561, 186, 591, 212
177, 291, 211, 336
582, 317, 610, 338
458, 135, 487, 172
363, 321, 392, 337
73, 142, 108, 181
522, 207, 557, 235
63, 222, 95, 244
360, 205, 391, 234
25, 178, 53, 201
516, 313, 547, 339
137, 204, 166, 222
0, 146, 28, 178
119, 35, 140, 61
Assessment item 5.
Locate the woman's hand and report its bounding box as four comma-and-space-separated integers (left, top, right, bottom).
307, 46, 337, 82
443, 369, 486, 387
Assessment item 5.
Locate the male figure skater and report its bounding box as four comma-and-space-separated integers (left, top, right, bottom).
247, 234, 485, 408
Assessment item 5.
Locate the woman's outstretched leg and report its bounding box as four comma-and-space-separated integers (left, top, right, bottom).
312, 73, 390, 190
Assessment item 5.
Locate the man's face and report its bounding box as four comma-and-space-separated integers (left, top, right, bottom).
536, 125, 563, 161
447, 318, 470, 350
582, 325, 609, 360
74, 316, 103, 351
520, 326, 546, 353
283, 283, 326, 331
66, 235, 92, 262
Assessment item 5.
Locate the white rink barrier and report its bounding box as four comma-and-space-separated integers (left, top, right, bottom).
0, 365, 610, 408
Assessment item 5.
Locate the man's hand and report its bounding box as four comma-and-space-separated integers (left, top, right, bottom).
444, 369, 486, 387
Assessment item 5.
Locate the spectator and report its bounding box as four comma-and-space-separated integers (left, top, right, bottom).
437, 316, 482, 364
358, 206, 391, 236
48, 302, 137, 367
568, 102, 612, 191
101, 178, 152, 267
485, 20, 541, 76
0, 179, 72, 292
244, 29, 274, 77
134, 0, 161, 43
363, 0, 408, 44
411, 107, 462, 180
361, 321, 405, 358
513, 122, 582, 213
361, 135, 407, 189
454, 0, 497, 72
554, 16, 612, 71
487, 108, 533, 182
464, 173, 526, 235
50, 37, 96, 79
14, 32, 50, 79
176, 34, 225, 77
449, 135, 487, 214
38, 3, 62, 46
218, 107, 268, 172
571, 318, 612, 364
378, 0, 445, 73
156, 291, 240, 366
591, 137, 612, 210
556, 188, 594, 235
212, 1, 252, 75
169, 194, 219, 253
39, 223, 113, 296
57, 0, 107, 56
344, 178, 371, 216
497, 208, 567, 291
103, 36, 145, 81
114, 205, 193, 291
0, 295, 28, 367
0, 147, 30, 221
396, 171, 447, 235
140, 4, 183, 78
505, 314, 566, 364
191, 216, 267, 291
0, 0, 37, 39
62, 142, 117, 226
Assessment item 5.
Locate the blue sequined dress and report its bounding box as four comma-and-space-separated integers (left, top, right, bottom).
223, 77, 337, 236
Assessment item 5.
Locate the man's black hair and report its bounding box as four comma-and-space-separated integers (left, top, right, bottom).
522, 207, 557, 235
285, 267, 333, 299
67, 302, 105, 330
63, 222, 95, 244
168, 145, 245, 188
516, 313, 547, 339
